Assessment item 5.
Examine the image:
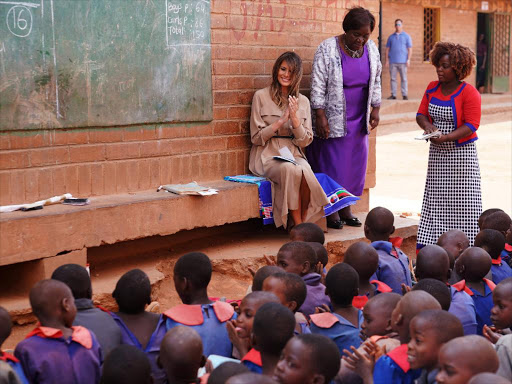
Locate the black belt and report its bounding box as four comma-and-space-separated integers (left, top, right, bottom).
272, 135, 294, 139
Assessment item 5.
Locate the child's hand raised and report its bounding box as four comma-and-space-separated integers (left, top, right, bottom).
314, 304, 331, 314
483, 325, 503, 344
401, 283, 412, 295
342, 344, 376, 384
226, 320, 251, 357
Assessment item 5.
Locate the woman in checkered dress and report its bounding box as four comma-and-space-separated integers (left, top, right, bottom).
416, 42, 482, 249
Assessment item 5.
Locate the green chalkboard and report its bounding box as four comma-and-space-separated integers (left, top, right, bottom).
0, 0, 212, 130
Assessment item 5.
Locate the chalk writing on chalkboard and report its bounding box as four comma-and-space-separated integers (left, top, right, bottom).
0, 0, 212, 131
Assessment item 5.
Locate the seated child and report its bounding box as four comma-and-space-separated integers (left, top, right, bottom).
415, 244, 477, 335
251, 266, 282, 292
276, 242, 330, 317
343, 242, 392, 309
407, 310, 464, 383
436, 335, 499, 383
486, 278, 512, 381
364, 207, 412, 294
482, 211, 512, 264
475, 229, 512, 284
0, 306, 28, 384
273, 334, 341, 384
226, 291, 280, 371
52, 263, 122, 356
100, 345, 152, 384
164, 252, 236, 358
110, 269, 167, 383
371, 290, 441, 384
468, 373, 511, 384
226, 373, 277, 384
207, 362, 250, 384
453, 247, 495, 335
252, 302, 295, 376
478, 208, 503, 230
261, 272, 309, 335
412, 279, 452, 311
310, 263, 363, 354
437, 229, 470, 284
289, 223, 325, 244
15, 280, 102, 384
360, 293, 401, 344
158, 326, 206, 384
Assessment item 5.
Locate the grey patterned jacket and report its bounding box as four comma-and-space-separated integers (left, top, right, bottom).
310, 37, 382, 138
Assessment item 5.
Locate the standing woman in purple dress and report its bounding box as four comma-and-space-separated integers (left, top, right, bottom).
307, 7, 382, 229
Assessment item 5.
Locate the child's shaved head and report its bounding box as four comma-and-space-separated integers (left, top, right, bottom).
364, 207, 395, 240
208, 362, 250, 384
474, 229, 506, 259
412, 310, 463, 343
289, 223, 325, 244
227, 373, 277, 384
29, 279, 76, 326
306, 242, 328, 268
252, 266, 282, 292
437, 230, 469, 260
412, 278, 452, 311
436, 336, 499, 384
100, 345, 152, 384
361, 292, 402, 339
468, 373, 511, 384
482, 211, 512, 234
478, 208, 503, 229
344, 242, 379, 280
455, 247, 492, 281
0, 306, 12, 346
415, 245, 450, 282
159, 326, 205, 383
277, 242, 317, 275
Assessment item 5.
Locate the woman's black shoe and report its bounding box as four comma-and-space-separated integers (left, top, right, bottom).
341, 217, 362, 227
327, 219, 344, 229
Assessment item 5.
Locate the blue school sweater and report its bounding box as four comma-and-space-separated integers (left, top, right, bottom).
452, 279, 495, 335
110, 313, 167, 384
448, 286, 477, 335
370, 239, 412, 294
0, 352, 28, 384
491, 257, 512, 284
309, 311, 363, 354
14, 326, 102, 384
164, 301, 236, 358
241, 348, 262, 374
373, 344, 421, 384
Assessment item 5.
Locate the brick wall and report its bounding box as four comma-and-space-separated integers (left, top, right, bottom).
0, 0, 380, 206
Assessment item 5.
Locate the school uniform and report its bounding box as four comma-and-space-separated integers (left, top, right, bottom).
73, 298, 122, 357
352, 280, 392, 309
299, 273, 331, 317
491, 256, 512, 284
448, 285, 478, 335
164, 301, 236, 358
415, 368, 438, 384
373, 344, 421, 384
370, 239, 412, 294
241, 348, 262, 374
496, 334, 512, 381
501, 243, 512, 264
0, 352, 28, 384
14, 326, 102, 384
452, 279, 495, 335
110, 313, 167, 384
309, 311, 363, 354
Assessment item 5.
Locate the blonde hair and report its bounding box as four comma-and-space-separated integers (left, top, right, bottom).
270, 52, 303, 109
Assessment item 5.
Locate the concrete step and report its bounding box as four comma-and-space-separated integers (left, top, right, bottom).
2, 213, 418, 350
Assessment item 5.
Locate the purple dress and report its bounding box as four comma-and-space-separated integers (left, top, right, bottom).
307, 45, 370, 196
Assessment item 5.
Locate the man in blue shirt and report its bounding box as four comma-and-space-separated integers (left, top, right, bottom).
385, 19, 412, 100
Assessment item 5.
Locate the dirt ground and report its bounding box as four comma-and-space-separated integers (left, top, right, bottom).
371, 112, 512, 216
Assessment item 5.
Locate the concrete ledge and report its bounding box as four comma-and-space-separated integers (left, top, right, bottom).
0, 180, 261, 266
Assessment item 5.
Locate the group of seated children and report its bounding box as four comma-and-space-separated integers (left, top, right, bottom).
1, 207, 512, 384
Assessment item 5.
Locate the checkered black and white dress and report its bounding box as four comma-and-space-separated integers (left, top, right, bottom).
417, 101, 482, 247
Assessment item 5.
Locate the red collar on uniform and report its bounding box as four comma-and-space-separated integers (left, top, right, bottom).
371, 280, 393, 293
352, 281, 393, 309
387, 344, 410, 373
0, 352, 19, 363
25, 325, 92, 349
310, 312, 340, 328
389, 237, 403, 248
163, 301, 234, 326
505, 244, 512, 252
241, 348, 262, 366
452, 279, 496, 296
492, 257, 502, 265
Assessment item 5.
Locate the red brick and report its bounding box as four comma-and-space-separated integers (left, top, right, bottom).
227, 76, 255, 89
140, 141, 165, 158
156, 125, 186, 139
126, 161, 139, 192
90, 163, 104, 196
53, 130, 89, 146
185, 125, 213, 137
141, 126, 157, 140
138, 160, 151, 190
103, 162, 117, 194
115, 162, 129, 193
9, 133, 46, 150
227, 135, 251, 149
190, 154, 200, 180
228, 106, 251, 119
24, 169, 39, 202
77, 164, 92, 197
123, 128, 144, 141
213, 121, 240, 135
10, 170, 26, 203
213, 107, 228, 120
88, 129, 123, 143
200, 153, 216, 180
173, 138, 197, 154
212, 0, 231, 14
199, 137, 227, 152
181, 155, 192, 182
170, 156, 183, 183
64, 166, 79, 196
240, 121, 250, 134
149, 159, 160, 188
30, 147, 70, 167
211, 29, 231, 44
0, 151, 30, 170
0, 171, 11, 205
0, 135, 10, 150
52, 167, 67, 196
106, 142, 140, 160
37, 168, 54, 199
211, 13, 228, 28
213, 61, 231, 75
69, 144, 106, 163
160, 157, 172, 185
